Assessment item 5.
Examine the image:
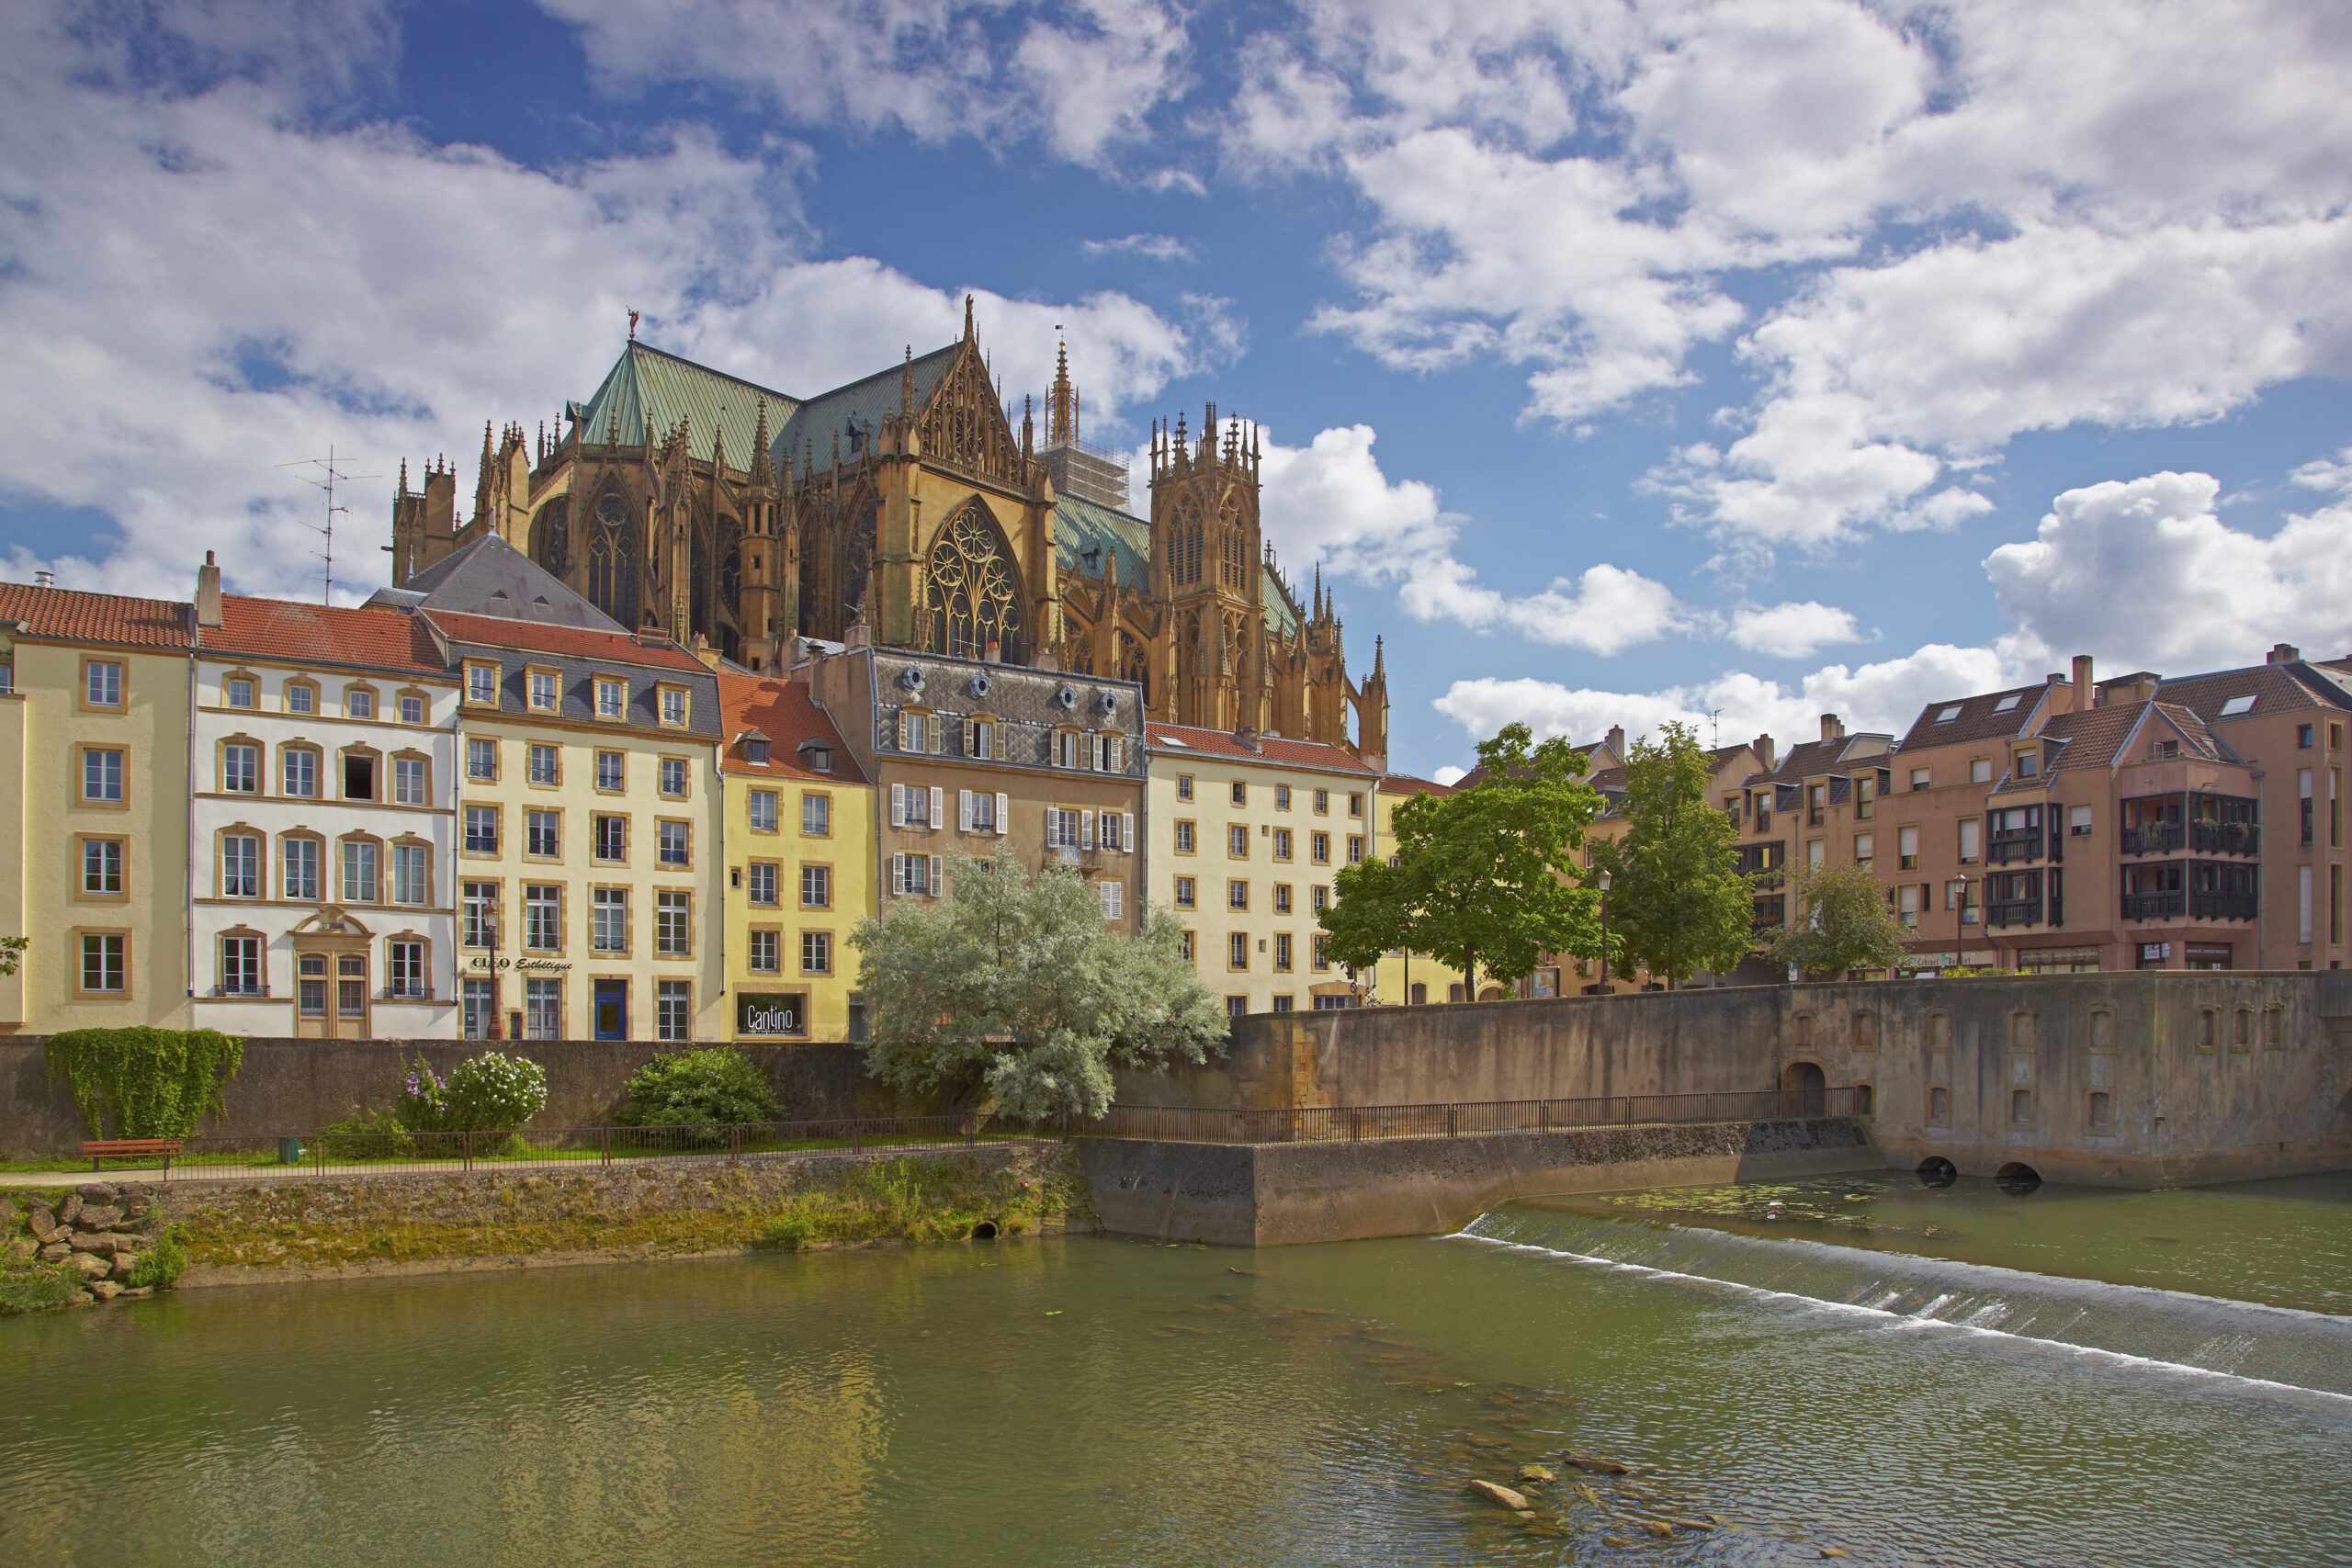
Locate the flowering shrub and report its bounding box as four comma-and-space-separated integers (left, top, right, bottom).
392, 1057, 452, 1134
445, 1052, 548, 1132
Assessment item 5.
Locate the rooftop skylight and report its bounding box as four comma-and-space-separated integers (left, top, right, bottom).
2220, 694, 2258, 716
1993, 694, 2021, 713
1937, 705, 1964, 722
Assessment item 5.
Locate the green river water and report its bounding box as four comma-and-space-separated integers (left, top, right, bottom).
5, 1170, 2350, 1566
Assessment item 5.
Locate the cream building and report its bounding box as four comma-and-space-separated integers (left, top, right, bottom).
0, 579, 195, 1033
188, 557, 461, 1038
1145, 723, 1377, 1016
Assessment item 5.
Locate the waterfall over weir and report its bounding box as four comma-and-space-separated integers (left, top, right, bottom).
1457, 1201, 2352, 1406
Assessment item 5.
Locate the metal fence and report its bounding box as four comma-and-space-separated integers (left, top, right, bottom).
130, 1114, 1035, 1183
1080, 1087, 1867, 1145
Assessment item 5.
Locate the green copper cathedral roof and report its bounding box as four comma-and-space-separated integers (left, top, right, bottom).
572, 344, 799, 469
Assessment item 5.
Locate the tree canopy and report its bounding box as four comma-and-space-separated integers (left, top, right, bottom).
852, 844, 1227, 1122
1318, 723, 1605, 997
1770, 863, 1914, 978
1588, 721, 1759, 987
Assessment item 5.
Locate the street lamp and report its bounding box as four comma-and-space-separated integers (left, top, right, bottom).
1597, 869, 1612, 995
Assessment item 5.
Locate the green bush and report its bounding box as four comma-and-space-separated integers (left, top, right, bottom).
0, 1266, 86, 1314
129, 1228, 188, 1290
757, 1212, 818, 1251
47, 1027, 244, 1139
319, 1105, 413, 1159
446, 1052, 548, 1131
619, 1048, 782, 1128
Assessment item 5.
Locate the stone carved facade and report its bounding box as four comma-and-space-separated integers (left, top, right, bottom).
391, 302, 1387, 766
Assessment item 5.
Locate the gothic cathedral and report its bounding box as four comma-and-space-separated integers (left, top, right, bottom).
390, 300, 1387, 765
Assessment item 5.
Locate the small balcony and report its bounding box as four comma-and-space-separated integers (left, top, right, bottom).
2122, 890, 2184, 920
2189, 891, 2257, 921
380, 984, 436, 1001
2189, 821, 2260, 857
2121, 824, 2185, 855
209, 984, 270, 998
1985, 897, 2041, 929
1750, 895, 1786, 930
1987, 831, 2042, 864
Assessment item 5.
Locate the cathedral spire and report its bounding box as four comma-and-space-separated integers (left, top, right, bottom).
900, 345, 913, 417
1049, 335, 1075, 447
964, 293, 975, 342
397, 457, 408, 499
1021, 393, 1034, 459
750, 400, 773, 486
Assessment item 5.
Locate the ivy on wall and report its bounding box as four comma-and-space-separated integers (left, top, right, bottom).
46, 1028, 245, 1139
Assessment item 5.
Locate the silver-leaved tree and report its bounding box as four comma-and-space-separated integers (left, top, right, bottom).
851, 844, 1227, 1122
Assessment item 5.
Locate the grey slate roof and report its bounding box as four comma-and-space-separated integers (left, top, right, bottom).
776, 345, 960, 474
865, 647, 1144, 777
438, 634, 722, 739
381, 536, 624, 632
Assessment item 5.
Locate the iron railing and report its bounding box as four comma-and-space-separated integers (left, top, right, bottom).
1985, 897, 2041, 929
1080, 1088, 1866, 1145
1987, 832, 2042, 864
127, 1115, 1039, 1182
2189, 890, 2258, 921
2122, 890, 2185, 919
2122, 824, 2186, 855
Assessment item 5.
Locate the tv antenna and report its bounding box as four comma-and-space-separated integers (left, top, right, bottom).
1710, 707, 1723, 749
277, 446, 379, 605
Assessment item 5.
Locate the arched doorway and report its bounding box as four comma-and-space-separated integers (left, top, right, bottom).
1781, 1059, 1826, 1115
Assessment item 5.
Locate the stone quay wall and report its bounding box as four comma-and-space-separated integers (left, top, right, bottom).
0, 1037, 892, 1160
1118, 971, 2352, 1188
1079, 1118, 1883, 1245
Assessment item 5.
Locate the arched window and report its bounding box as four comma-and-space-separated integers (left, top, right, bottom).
530, 501, 571, 576
585, 491, 639, 626
925, 508, 1024, 662
1118, 631, 1150, 705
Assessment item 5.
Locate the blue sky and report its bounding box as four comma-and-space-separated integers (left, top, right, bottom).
5, 0, 2352, 780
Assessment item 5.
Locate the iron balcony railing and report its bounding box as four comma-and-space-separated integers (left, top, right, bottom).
209, 983, 269, 998
2122, 824, 2186, 855
1987, 832, 2042, 864
2189, 821, 2260, 856
1083, 1089, 1868, 1145
1985, 897, 2041, 929
379, 984, 435, 1000
2122, 890, 2185, 919
2189, 890, 2258, 921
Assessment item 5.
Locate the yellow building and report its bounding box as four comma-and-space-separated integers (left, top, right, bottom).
0, 581, 194, 1033
1146, 723, 1378, 1016
717, 672, 874, 1043
1368, 773, 1470, 1007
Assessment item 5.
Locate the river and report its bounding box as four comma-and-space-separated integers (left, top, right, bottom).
5, 1171, 2348, 1566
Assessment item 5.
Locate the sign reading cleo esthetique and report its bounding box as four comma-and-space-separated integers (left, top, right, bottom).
736, 993, 808, 1036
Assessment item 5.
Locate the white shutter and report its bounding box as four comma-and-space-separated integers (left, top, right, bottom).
965, 719, 978, 759
995, 793, 1010, 836
1123, 812, 1136, 853
992, 723, 1006, 761
1109, 737, 1123, 773
889, 783, 906, 827
929, 854, 943, 896
899, 713, 912, 751
930, 786, 944, 829
1082, 809, 1096, 849
891, 853, 906, 896
959, 790, 974, 831
930, 718, 945, 755
1106, 880, 1124, 920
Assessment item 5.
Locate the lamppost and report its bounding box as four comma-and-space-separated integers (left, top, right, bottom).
1597, 869, 1612, 995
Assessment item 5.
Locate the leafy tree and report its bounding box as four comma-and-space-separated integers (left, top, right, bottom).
1588, 721, 1759, 987
1319, 723, 1604, 998
852, 844, 1227, 1122
1771, 864, 1914, 978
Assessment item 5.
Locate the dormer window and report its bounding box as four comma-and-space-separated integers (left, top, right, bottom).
810, 747, 832, 774
748, 738, 771, 765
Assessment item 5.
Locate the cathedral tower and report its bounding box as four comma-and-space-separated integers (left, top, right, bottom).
1149, 406, 1264, 730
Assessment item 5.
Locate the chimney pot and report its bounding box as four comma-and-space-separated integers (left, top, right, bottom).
1819, 713, 1842, 743
1605, 724, 1625, 755
2268, 642, 2301, 664
1754, 732, 1775, 770
196, 552, 223, 630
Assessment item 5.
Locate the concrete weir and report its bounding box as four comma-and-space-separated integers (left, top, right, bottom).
1078, 1116, 1885, 1246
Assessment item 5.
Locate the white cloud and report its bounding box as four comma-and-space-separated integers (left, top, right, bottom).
2291, 446, 2352, 492
0, 5, 1205, 603
1985, 470, 2352, 673
1082, 232, 1198, 263
1254, 423, 1690, 654
1432, 642, 2014, 755
544, 0, 1191, 165
1431, 764, 1467, 786
1726, 599, 1862, 658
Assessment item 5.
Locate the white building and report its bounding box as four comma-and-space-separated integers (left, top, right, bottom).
188, 556, 461, 1038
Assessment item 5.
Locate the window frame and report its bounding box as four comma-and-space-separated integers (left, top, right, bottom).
461, 802, 502, 858
74, 834, 128, 903
78, 656, 126, 713
390, 750, 432, 807
74, 928, 131, 997
799, 863, 832, 910
526, 741, 563, 788
525, 664, 562, 714
76, 743, 129, 809
280, 832, 324, 902
524, 807, 562, 862
280, 741, 322, 799
217, 826, 264, 900
283, 677, 320, 716
656, 683, 690, 729
217, 736, 263, 795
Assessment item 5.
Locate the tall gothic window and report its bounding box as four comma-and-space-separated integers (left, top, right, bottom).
1119, 630, 1150, 705
586, 491, 639, 626
530, 501, 570, 575
1171, 501, 1204, 587
1220, 500, 1248, 591
926, 508, 1024, 662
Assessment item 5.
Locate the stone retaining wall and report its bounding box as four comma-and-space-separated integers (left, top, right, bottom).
1079, 1118, 1886, 1246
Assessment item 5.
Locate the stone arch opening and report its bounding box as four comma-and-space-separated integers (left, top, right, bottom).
1780, 1059, 1826, 1114
1994, 1161, 2042, 1194
1915, 1156, 1958, 1188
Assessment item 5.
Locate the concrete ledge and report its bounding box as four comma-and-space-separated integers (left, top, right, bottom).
1078, 1117, 1887, 1246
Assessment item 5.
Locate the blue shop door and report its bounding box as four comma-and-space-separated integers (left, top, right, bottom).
594, 980, 628, 1041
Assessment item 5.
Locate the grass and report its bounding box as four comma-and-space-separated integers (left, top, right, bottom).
0, 1266, 86, 1315
62, 1129, 1040, 1175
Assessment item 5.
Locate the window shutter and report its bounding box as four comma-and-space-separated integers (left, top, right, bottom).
930, 786, 944, 828
995, 793, 1010, 836
1109, 737, 1123, 773
929, 854, 943, 896
891, 853, 905, 896
1082, 810, 1096, 850
1110, 881, 1123, 919
965, 719, 978, 758
899, 713, 911, 750
1123, 812, 1136, 852
930, 718, 944, 755
1044, 807, 1057, 847
890, 783, 906, 827
992, 723, 1006, 761
958, 790, 974, 832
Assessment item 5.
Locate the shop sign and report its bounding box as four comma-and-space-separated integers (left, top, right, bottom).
737, 992, 807, 1036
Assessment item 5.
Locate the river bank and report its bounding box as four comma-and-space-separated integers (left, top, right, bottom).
1, 1143, 1093, 1305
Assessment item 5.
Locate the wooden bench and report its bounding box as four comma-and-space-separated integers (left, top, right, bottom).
81, 1138, 183, 1174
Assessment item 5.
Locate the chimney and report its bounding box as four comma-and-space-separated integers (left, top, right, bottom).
2072, 654, 2095, 705
1605, 724, 1625, 756
1819, 713, 1844, 743
196, 550, 222, 629
1753, 732, 1775, 771
33, 570, 53, 589
2267, 642, 2301, 665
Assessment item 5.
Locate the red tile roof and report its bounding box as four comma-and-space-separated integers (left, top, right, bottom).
1145, 722, 1375, 774
2157, 663, 2332, 723
0, 582, 189, 649
1895, 683, 2052, 750
204, 596, 448, 674
1744, 734, 1893, 787
717, 674, 866, 783
424, 611, 710, 673
1379, 773, 1455, 796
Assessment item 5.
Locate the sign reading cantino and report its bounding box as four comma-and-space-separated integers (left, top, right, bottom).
736, 992, 808, 1037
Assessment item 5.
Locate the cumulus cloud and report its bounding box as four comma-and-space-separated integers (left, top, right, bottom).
1432, 640, 2015, 759
544, 0, 1192, 165
1725, 599, 1863, 658
1986, 470, 2352, 673
0, 3, 1204, 602
1255, 423, 1690, 654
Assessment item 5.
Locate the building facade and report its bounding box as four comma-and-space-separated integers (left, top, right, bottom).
808, 640, 1145, 931
390, 311, 1387, 763
0, 581, 193, 1033
190, 561, 461, 1038
1147, 723, 1379, 1016
717, 672, 874, 1044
